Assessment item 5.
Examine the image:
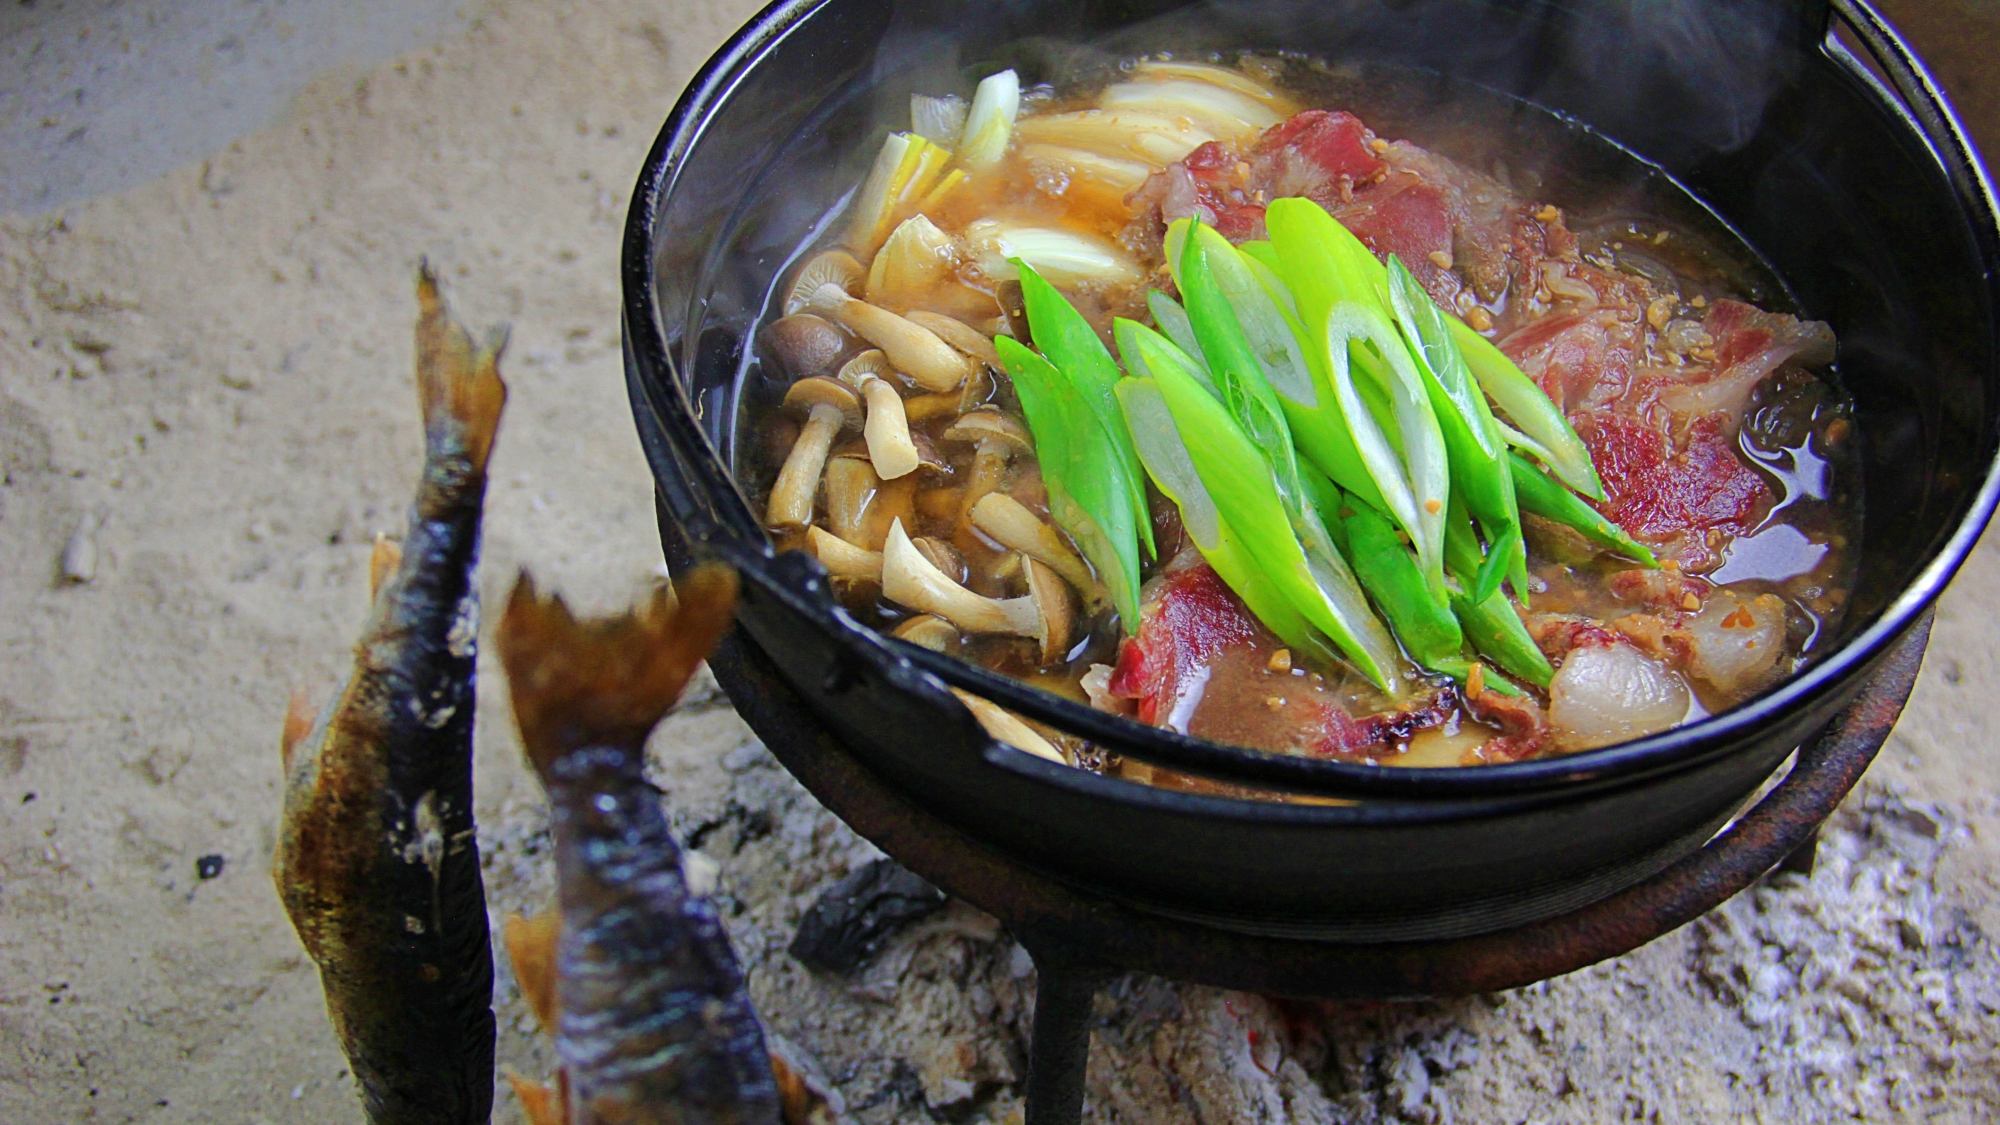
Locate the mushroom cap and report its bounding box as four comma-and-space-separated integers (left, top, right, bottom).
1025, 558, 1075, 665
911, 536, 967, 584
892, 614, 959, 653
761, 313, 852, 380
781, 376, 863, 424
784, 250, 865, 316
943, 409, 1031, 451
835, 349, 897, 387
909, 431, 951, 477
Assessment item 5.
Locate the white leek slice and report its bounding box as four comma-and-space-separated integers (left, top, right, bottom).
1098, 80, 1282, 142
910, 93, 968, 146
1014, 109, 1214, 166
1018, 143, 1153, 192
1131, 60, 1293, 110
866, 214, 960, 310
963, 220, 1143, 286
960, 69, 1020, 168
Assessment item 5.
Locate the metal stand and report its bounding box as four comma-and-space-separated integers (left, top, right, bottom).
712, 612, 1930, 1125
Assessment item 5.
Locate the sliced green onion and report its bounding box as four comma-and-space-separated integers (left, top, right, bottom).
1115, 317, 1214, 396
1145, 291, 1210, 381
1443, 496, 1554, 688
995, 336, 1143, 628
1013, 262, 1155, 560
1118, 378, 1338, 665
1132, 327, 1400, 687
1165, 219, 1315, 406
1175, 223, 1351, 586
1510, 452, 1657, 566
1469, 522, 1518, 606
1323, 300, 1449, 596
1387, 256, 1525, 599
960, 69, 1020, 168
1451, 593, 1553, 690
1450, 318, 1605, 501
1341, 498, 1464, 672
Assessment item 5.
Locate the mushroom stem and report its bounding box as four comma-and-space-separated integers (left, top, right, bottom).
949, 689, 1066, 764
824, 455, 880, 547
904, 311, 1002, 369
970, 493, 1096, 597
807, 526, 883, 580
857, 378, 918, 479
809, 285, 973, 392
882, 519, 1039, 636
767, 403, 843, 531
957, 440, 1012, 530
904, 392, 962, 423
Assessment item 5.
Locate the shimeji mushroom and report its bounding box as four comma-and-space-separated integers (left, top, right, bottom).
784, 251, 865, 316
891, 614, 959, 652
766, 378, 862, 533
903, 354, 996, 423
808, 283, 973, 392
761, 313, 852, 380
943, 410, 1032, 527
806, 526, 882, 581
836, 351, 920, 479
968, 492, 1095, 597
823, 450, 881, 548
903, 311, 1002, 370
948, 689, 1066, 764
881, 519, 1073, 663
911, 535, 968, 585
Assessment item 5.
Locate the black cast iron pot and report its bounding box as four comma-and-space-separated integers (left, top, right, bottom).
623, 0, 1999, 941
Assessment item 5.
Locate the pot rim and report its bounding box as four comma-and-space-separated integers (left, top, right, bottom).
622, 0, 2000, 801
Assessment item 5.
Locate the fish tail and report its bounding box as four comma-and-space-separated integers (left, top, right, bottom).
496, 565, 738, 785
503, 911, 561, 1032
415, 261, 508, 474
280, 687, 316, 773
506, 1070, 570, 1125
367, 533, 402, 602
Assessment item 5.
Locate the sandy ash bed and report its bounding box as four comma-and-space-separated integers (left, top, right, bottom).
1, 1, 1998, 1121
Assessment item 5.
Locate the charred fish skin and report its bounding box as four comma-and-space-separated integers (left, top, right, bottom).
275, 265, 507, 1125
498, 569, 783, 1125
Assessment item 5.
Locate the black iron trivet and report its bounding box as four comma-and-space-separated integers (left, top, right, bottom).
711, 611, 1930, 1125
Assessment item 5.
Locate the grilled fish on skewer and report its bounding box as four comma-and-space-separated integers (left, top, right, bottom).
274, 265, 507, 1125
496, 567, 784, 1125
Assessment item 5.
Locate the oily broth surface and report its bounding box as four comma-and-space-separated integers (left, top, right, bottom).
737, 55, 1860, 772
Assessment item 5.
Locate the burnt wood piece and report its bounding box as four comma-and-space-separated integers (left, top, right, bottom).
789, 858, 947, 974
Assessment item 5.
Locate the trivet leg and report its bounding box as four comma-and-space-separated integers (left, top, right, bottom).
1024, 956, 1103, 1125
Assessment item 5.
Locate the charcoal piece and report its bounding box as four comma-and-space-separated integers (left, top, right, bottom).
195, 854, 225, 880
788, 859, 946, 974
